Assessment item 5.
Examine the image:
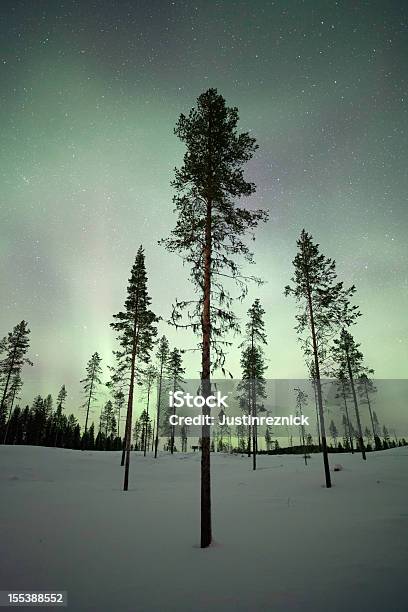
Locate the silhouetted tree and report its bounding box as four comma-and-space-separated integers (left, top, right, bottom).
154, 336, 170, 458
140, 365, 157, 456
161, 89, 267, 547
295, 388, 308, 465
334, 369, 354, 453
0, 321, 32, 436
167, 348, 185, 455
239, 299, 267, 470
285, 230, 360, 487
2, 373, 22, 443
80, 352, 103, 443
332, 329, 367, 460
111, 246, 158, 490
357, 373, 378, 448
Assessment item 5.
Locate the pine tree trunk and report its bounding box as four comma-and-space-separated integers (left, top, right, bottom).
247, 387, 251, 457
252, 379, 257, 471
144, 385, 151, 457
170, 379, 176, 454
123, 308, 139, 490
200, 198, 212, 548
345, 350, 366, 460
151, 418, 155, 452
121, 437, 126, 465
82, 371, 95, 451
154, 361, 164, 458
312, 381, 322, 450
305, 278, 331, 487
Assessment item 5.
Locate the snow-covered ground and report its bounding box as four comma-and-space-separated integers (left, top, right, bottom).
0, 446, 407, 611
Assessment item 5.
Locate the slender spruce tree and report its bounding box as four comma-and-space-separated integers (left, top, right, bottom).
332, 329, 367, 460
334, 369, 354, 453
111, 246, 158, 491
53, 384, 67, 446
161, 89, 267, 547
112, 389, 125, 439
294, 387, 308, 465
167, 348, 185, 454
154, 336, 170, 458
80, 352, 102, 444
0, 321, 32, 432
239, 299, 267, 470
285, 230, 360, 487
357, 373, 378, 448
140, 365, 157, 456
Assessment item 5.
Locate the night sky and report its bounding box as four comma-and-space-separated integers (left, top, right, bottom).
1, 1, 407, 418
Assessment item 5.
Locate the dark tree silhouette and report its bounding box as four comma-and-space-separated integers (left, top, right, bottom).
167, 348, 185, 455
285, 230, 360, 487
0, 321, 32, 435
334, 369, 354, 454
111, 246, 158, 491
53, 384, 67, 446
239, 299, 267, 470
2, 373, 22, 444
161, 89, 267, 547
140, 365, 157, 456
80, 352, 103, 443
154, 336, 170, 458
332, 329, 367, 460
294, 387, 308, 465
357, 373, 379, 449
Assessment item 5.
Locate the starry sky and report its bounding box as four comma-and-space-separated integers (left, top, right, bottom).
1, 0, 407, 423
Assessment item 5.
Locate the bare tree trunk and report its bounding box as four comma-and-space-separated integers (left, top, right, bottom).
170, 379, 176, 454
305, 276, 331, 487
151, 418, 155, 452
82, 369, 95, 452
345, 350, 366, 460
121, 437, 126, 465
312, 380, 321, 450
247, 387, 251, 457
144, 385, 151, 457
200, 197, 212, 549
154, 362, 164, 458
252, 382, 257, 471
123, 308, 139, 490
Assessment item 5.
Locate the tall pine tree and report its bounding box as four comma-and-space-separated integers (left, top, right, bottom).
285, 230, 360, 487
111, 246, 158, 491
161, 89, 267, 547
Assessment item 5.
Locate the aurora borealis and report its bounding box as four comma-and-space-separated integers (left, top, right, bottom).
1, 1, 407, 420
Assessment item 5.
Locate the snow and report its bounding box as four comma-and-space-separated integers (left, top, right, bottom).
0, 446, 407, 611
